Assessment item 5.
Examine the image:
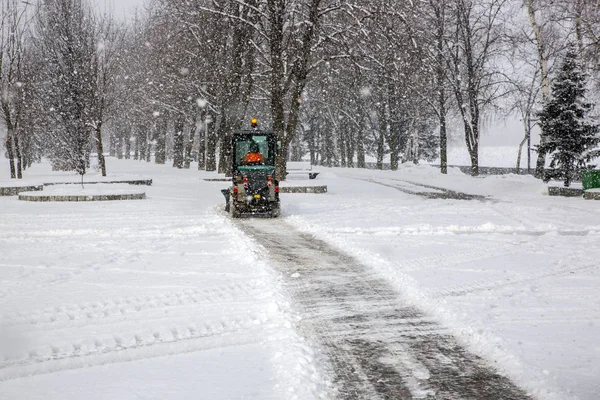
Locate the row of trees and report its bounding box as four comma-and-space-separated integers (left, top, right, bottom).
1, 0, 125, 179
1, 0, 599, 181
1, 0, 29, 179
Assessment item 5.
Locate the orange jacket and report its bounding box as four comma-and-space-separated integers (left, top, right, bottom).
242, 152, 265, 164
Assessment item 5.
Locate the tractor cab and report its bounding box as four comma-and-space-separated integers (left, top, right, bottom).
223, 121, 280, 218
232, 131, 277, 174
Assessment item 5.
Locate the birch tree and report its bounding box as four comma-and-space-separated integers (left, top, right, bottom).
526, 0, 552, 177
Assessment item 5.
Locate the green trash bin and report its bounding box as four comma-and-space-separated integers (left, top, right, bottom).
581, 169, 600, 190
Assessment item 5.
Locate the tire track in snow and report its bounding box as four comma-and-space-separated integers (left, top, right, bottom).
0, 240, 241, 301
358, 177, 490, 201
434, 261, 599, 298
339, 176, 599, 236
0, 314, 270, 381
238, 219, 530, 400
399, 179, 491, 201
0, 282, 265, 330
0, 260, 237, 275
0, 278, 278, 381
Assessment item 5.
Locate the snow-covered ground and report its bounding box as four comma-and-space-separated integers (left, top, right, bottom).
0, 161, 330, 400
285, 166, 600, 400
1, 157, 599, 399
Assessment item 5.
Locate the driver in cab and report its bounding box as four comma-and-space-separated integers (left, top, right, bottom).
242, 141, 266, 164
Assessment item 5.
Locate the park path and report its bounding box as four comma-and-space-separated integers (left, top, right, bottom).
238, 219, 530, 400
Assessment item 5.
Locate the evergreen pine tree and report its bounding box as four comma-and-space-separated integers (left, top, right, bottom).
537, 45, 600, 187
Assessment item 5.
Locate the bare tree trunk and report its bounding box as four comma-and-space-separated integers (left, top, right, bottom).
155, 118, 167, 164
95, 122, 107, 176
109, 132, 117, 157
376, 130, 385, 170
205, 117, 217, 171
339, 125, 347, 168
469, 145, 479, 176
116, 136, 123, 159
323, 122, 334, 167
516, 135, 527, 170
85, 137, 92, 169
306, 123, 317, 166
377, 102, 388, 170
269, 0, 287, 179
356, 140, 365, 168
436, 0, 449, 174
124, 134, 131, 160
197, 110, 207, 170
184, 124, 194, 169
197, 119, 206, 170
5, 130, 16, 179
217, 113, 233, 175
279, 139, 290, 170
439, 103, 448, 173
390, 134, 399, 170
516, 115, 533, 171
139, 130, 147, 161
346, 123, 355, 168
15, 134, 22, 179
464, 121, 479, 176
173, 118, 185, 168
21, 135, 31, 171
291, 131, 302, 162
134, 132, 139, 160
356, 114, 366, 168
146, 133, 152, 162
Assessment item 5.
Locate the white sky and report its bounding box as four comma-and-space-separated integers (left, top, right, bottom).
96, 0, 146, 20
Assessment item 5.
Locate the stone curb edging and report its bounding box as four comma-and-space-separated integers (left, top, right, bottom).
19, 193, 146, 202
280, 186, 327, 194
547, 186, 584, 197
43, 179, 153, 186
548, 186, 600, 199
0, 185, 44, 196
1, 179, 151, 197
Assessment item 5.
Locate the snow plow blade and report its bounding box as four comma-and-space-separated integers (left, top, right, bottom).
221, 189, 231, 212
